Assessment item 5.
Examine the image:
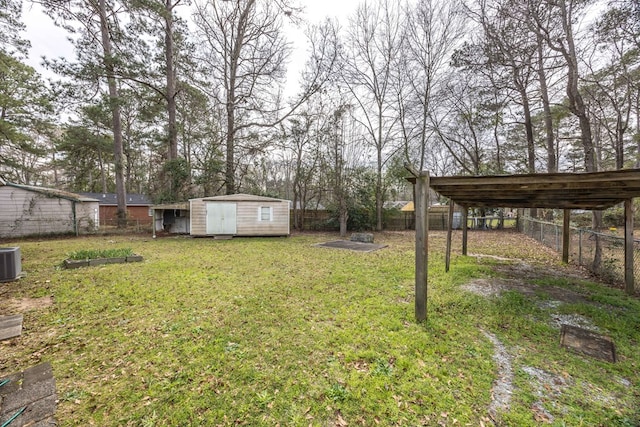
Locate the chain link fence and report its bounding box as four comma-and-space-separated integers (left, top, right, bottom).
0, 218, 97, 239
520, 216, 640, 285
99, 218, 152, 233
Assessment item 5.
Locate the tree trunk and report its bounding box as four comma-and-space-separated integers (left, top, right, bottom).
99, 0, 127, 227
98, 149, 107, 193
165, 0, 178, 161
376, 105, 384, 232
339, 197, 348, 237
520, 87, 535, 173
537, 35, 556, 173
616, 113, 624, 169
224, 0, 255, 195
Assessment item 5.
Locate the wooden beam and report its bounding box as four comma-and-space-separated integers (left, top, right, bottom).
562, 209, 571, 263
462, 206, 468, 256
413, 171, 429, 323
625, 199, 634, 295
445, 201, 454, 272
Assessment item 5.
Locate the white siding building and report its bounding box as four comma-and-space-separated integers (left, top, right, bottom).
189, 194, 290, 237
0, 178, 99, 238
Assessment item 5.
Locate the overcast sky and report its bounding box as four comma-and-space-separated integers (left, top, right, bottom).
22, 1, 360, 94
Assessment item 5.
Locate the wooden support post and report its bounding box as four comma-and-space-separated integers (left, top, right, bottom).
562, 209, 570, 263
405, 164, 429, 323
624, 199, 634, 295
414, 172, 429, 322
462, 206, 468, 256
446, 201, 454, 272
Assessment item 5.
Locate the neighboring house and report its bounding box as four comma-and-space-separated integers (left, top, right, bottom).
79, 193, 153, 226
0, 178, 99, 238
190, 194, 290, 237
400, 202, 462, 230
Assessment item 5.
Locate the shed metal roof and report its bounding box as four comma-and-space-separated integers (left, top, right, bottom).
195, 193, 290, 203
1, 181, 99, 203
417, 169, 640, 210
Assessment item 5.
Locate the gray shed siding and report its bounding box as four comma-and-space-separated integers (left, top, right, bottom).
0, 185, 99, 238
190, 195, 290, 237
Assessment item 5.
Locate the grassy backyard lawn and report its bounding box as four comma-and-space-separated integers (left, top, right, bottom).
1, 231, 638, 426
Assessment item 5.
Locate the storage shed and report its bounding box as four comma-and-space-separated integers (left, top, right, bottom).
190, 194, 290, 237
0, 178, 99, 238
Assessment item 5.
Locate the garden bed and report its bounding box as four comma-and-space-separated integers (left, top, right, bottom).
62, 248, 142, 269
62, 255, 143, 269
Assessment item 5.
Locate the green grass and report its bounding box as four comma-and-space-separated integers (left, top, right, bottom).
66, 247, 134, 260
1, 232, 638, 426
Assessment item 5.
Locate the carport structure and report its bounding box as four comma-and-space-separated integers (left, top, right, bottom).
407, 167, 640, 322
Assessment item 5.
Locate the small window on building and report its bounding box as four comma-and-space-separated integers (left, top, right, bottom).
259, 206, 272, 221
148, 208, 153, 217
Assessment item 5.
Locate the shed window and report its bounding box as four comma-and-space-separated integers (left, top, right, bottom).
259, 206, 272, 221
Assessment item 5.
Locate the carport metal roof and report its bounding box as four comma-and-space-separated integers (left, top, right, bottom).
414, 169, 640, 210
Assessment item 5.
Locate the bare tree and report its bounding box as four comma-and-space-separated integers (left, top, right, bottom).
282, 109, 318, 230
341, 0, 402, 231
433, 76, 496, 175
192, 1, 338, 194
582, 3, 639, 170
396, 0, 466, 173
322, 100, 368, 237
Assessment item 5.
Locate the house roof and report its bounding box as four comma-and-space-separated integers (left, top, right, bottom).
1, 181, 99, 203
195, 193, 290, 203
413, 169, 640, 210
79, 192, 153, 206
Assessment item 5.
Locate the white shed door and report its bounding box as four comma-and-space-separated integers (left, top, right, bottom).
206, 203, 237, 234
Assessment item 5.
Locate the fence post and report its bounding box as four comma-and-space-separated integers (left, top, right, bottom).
624, 199, 634, 294
445, 202, 454, 272
562, 210, 570, 263
462, 206, 468, 256
578, 229, 583, 266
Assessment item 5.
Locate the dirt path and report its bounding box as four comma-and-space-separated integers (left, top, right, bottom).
481, 328, 513, 422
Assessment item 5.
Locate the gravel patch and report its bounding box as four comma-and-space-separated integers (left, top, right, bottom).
521, 366, 574, 424
481, 328, 514, 422
550, 314, 600, 331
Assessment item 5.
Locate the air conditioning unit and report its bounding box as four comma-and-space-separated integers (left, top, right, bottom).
0, 247, 21, 282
